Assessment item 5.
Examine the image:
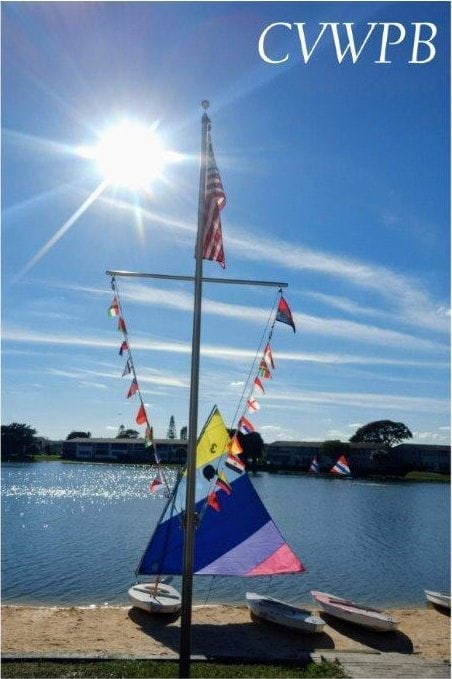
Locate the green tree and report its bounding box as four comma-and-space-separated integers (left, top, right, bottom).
349, 420, 412, 448
180, 426, 188, 440
321, 440, 351, 457
118, 429, 139, 439
1, 423, 37, 460
167, 415, 176, 440
236, 431, 264, 472
66, 431, 91, 440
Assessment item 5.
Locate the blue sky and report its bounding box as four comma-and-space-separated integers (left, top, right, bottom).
2, 1, 450, 445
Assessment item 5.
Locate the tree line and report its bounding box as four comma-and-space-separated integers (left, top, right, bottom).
1, 419, 413, 463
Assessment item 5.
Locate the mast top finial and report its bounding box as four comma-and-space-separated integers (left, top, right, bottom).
201, 100, 210, 111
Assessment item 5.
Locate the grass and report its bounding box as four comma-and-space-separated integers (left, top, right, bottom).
1, 659, 347, 678
404, 471, 450, 482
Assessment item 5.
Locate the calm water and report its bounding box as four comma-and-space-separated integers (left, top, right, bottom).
1, 462, 450, 608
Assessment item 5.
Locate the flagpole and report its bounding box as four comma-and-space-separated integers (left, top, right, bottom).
179, 101, 210, 678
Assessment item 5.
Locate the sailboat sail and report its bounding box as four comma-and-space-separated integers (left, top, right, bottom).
330, 455, 351, 476
309, 455, 320, 473
137, 406, 304, 577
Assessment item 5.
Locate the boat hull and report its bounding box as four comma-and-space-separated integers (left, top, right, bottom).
425, 590, 451, 609
128, 582, 181, 615
246, 592, 325, 633
311, 590, 398, 632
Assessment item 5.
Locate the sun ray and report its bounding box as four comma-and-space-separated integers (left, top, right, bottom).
11, 180, 108, 285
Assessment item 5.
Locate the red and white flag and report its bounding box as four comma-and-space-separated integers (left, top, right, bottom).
149, 475, 162, 493
253, 376, 265, 394
247, 397, 260, 413
264, 343, 275, 369
202, 128, 226, 268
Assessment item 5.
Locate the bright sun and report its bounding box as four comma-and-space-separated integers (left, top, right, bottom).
85, 121, 170, 189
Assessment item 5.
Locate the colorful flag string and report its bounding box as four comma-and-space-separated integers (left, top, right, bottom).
230, 289, 296, 456
108, 276, 167, 490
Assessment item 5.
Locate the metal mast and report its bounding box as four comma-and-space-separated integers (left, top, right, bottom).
179, 101, 210, 678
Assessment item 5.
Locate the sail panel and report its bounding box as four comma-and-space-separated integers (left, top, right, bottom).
137, 406, 304, 577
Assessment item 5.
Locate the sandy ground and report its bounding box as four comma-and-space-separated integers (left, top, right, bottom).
1, 605, 450, 662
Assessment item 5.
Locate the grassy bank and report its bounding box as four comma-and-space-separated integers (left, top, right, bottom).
1, 659, 347, 678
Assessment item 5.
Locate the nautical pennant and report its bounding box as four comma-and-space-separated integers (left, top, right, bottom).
122, 360, 131, 377
215, 472, 232, 495
264, 343, 275, 369
144, 425, 154, 448
228, 435, 243, 456
247, 397, 260, 413
225, 453, 245, 473
202, 127, 226, 268
136, 403, 147, 425
276, 296, 296, 333
127, 378, 139, 399
258, 359, 272, 379
150, 475, 162, 493
207, 490, 221, 511
119, 340, 128, 356
118, 317, 127, 333
238, 415, 255, 434
253, 376, 265, 394
108, 297, 120, 317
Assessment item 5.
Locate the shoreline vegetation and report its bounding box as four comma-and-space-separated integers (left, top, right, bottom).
4, 455, 450, 482
1, 604, 450, 677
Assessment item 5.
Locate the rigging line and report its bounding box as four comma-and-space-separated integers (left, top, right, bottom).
110, 277, 171, 493
229, 288, 281, 432
199, 291, 280, 521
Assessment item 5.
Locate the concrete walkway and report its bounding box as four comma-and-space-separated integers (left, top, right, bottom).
316, 651, 451, 678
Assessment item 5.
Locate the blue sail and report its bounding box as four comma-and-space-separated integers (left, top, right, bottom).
137, 406, 304, 577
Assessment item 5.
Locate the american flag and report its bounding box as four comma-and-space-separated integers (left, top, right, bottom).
202, 128, 226, 268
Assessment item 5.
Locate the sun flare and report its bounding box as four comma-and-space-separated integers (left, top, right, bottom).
83, 121, 171, 189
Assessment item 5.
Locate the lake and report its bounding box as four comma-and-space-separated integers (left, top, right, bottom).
1, 461, 450, 608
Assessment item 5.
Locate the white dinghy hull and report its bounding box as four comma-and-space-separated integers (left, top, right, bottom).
128, 582, 182, 615
425, 590, 451, 609
246, 592, 325, 633
311, 590, 399, 632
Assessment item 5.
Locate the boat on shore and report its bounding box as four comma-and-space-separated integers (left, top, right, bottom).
128, 581, 182, 614
425, 589, 451, 610
311, 590, 399, 632
246, 592, 325, 633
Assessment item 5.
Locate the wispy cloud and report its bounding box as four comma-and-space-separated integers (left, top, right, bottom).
3, 324, 447, 368
263, 389, 447, 414
47, 279, 449, 353
226, 224, 450, 334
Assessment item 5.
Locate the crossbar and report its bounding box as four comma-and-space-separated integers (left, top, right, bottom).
106, 270, 287, 288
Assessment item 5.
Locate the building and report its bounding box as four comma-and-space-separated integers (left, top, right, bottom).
61, 437, 188, 464
265, 440, 451, 475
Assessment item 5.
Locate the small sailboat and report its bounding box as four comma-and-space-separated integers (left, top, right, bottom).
309, 455, 320, 473
311, 590, 399, 632
135, 406, 305, 581
425, 589, 451, 609
246, 592, 325, 633
128, 580, 182, 614
330, 455, 351, 476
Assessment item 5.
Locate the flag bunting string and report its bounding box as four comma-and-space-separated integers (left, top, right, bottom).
107, 277, 296, 511
199, 288, 296, 516
108, 276, 170, 496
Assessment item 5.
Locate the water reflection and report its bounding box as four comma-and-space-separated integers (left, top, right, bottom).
1, 463, 450, 608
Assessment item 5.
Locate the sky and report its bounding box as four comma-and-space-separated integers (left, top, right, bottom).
1, 1, 450, 446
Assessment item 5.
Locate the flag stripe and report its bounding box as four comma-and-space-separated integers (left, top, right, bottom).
202, 130, 226, 268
